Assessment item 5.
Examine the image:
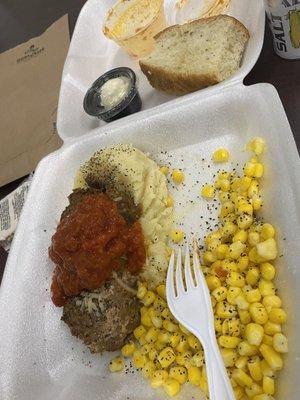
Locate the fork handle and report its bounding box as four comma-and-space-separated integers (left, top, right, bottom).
203, 337, 235, 400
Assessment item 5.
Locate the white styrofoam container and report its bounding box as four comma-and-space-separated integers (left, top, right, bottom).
57, 0, 265, 140
0, 82, 299, 400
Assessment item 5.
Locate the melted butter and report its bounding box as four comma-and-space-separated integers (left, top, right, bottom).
100, 76, 131, 109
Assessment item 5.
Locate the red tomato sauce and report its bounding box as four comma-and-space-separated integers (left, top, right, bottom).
49, 193, 146, 306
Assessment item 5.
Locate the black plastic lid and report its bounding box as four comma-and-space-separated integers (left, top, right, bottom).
83, 67, 142, 122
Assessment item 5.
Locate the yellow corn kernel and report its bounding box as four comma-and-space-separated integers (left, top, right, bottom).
171, 230, 184, 243
201, 184, 215, 199
149, 313, 163, 329
220, 179, 231, 191
156, 284, 166, 299
176, 351, 192, 368
221, 221, 238, 238
262, 295, 282, 312
139, 334, 147, 346
220, 348, 238, 367
151, 370, 168, 388
233, 230, 248, 243
157, 330, 170, 345
215, 316, 223, 333
238, 202, 254, 216
212, 286, 227, 302
249, 247, 266, 264
239, 310, 251, 325
248, 179, 259, 197
158, 347, 176, 369
213, 148, 230, 163
235, 355, 248, 369
249, 303, 269, 324
261, 360, 275, 378
235, 293, 250, 310
254, 163, 264, 178
252, 195, 263, 211
216, 301, 237, 319
207, 238, 221, 253
262, 334, 273, 346
121, 342, 136, 357
171, 169, 184, 184
234, 385, 245, 400
244, 162, 256, 178
220, 202, 235, 219
149, 347, 159, 361
165, 196, 173, 208
260, 223, 275, 240
163, 378, 181, 397
219, 192, 231, 204
153, 297, 167, 312
188, 366, 202, 386
232, 368, 253, 387
227, 287, 242, 305
168, 332, 180, 348
134, 325, 147, 339
238, 341, 259, 357
260, 263, 275, 281
273, 333, 288, 353
142, 290, 156, 307
260, 344, 283, 371
238, 177, 253, 192
252, 395, 275, 400
159, 165, 169, 175
109, 356, 124, 373
246, 289, 262, 303
245, 323, 264, 346
226, 271, 245, 288
248, 356, 263, 381
161, 308, 173, 320
133, 350, 148, 369
163, 319, 178, 333
218, 335, 241, 349
169, 366, 187, 384
141, 360, 156, 378
206, 275, 221, 290
246, 267, 260, 286
141, 312, 152, 328
248, 232, 260, 247
228, 242, 246, 260
264, 321, 281, 335
145, 327, 159, 343
237, 214, 253, 229
245, 382, 263, 398
256, 238, 278, 261
247, 137, 266, 155
222, 259, 238, 273
187, 335, 201, 351
268, 308, 287, 324
216, 244, 229, 260
203, 251, 217, 265
263, 376, 275, 395
237, 256, 249, 272
258, 280, 276, 297
193, 351, 205, 367
176, 336, 189, 353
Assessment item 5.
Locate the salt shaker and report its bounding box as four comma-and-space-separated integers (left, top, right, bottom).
264, 0, 300, 59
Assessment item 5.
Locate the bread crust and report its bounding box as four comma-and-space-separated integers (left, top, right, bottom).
139, 15, 250, 95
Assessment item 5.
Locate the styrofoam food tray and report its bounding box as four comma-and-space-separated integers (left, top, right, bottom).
57, 0, 265, 140
1, 82, 299, 400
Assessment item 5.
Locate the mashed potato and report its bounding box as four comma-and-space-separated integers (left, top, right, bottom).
75, 144, 173, 287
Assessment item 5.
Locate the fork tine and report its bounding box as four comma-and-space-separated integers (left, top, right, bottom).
184, 245, 194, 290
192, 244, 202, 287
175, 248, 185, 295
166, 251, 176, 299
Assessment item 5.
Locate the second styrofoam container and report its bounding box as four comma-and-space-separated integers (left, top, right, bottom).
57, 0, 265, 140
0, 83, 299, 399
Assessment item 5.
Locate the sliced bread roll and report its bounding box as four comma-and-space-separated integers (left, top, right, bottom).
139, 15, 250, 95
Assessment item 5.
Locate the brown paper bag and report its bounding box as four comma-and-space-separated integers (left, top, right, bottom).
0, 15, 70, 187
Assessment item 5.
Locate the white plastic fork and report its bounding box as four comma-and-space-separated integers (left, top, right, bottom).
166, 244, 235, 400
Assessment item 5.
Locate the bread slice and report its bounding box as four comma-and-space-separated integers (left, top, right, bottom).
139, 15, 249, 95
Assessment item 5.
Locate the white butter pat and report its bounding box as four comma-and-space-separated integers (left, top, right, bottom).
100, 76, 131, 109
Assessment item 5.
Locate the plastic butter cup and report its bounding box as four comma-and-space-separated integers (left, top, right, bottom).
83, 67, 142, 122
103, 0, 166, 58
